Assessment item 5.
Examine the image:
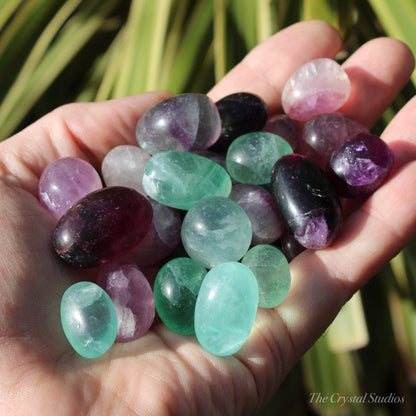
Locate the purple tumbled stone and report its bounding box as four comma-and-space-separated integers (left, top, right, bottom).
130, 199, 182, 267
229, 184, 284, 245
279, 227, 305, 262
263, 114, 300, 150
96, 259, 155, 342
327, 133, 395, 198
300, 113, 367, 169
136, 93, 221, 154
282, 58, 351, 121
39, 157, 102, 219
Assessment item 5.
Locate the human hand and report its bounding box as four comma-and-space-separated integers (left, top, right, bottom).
0, 20, 415, 415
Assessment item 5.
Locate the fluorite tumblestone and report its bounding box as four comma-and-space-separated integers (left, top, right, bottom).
282, 58, 351, 121
181, 196, 252, 268
60, 281, 117, 358
226, 132, 292, 185
241, 245, 291, 308
53, 186, 153, 268
263, 114, 300, 150
327, 133, 395, 198
194, 261, 258, 356
154, 257, 207, 335
142, 150, 232, 210
136, 93, 221, 154
96, 259, 155, 342
39, 157, 102, 219
271, 154, 342, 249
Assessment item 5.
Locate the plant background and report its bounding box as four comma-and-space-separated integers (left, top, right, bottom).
1, 1, 416, 415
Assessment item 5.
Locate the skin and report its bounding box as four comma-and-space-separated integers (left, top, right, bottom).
0, 20, 415, 415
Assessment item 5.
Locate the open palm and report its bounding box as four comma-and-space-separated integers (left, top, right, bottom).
1, 21, 416, 415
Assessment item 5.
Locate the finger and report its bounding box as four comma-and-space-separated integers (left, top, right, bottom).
340, 37, 415, 128
208, 20, 343, 113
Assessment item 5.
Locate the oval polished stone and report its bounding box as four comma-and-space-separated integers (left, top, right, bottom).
154, 257, 207, 335
271, 154, 342, 249
181, 196, 252, 268
282, 58, 351, 121
53, 186, 153, 268
142, 151, 232, 210
194, 262, 258, 356
263, 114, 299, 151
226, 132, 293, 185
136, 93, 221, 154
96, 259, 155, 342
39, 157, 102, 219
241, 245, 291, 308
61, 281, 117, 358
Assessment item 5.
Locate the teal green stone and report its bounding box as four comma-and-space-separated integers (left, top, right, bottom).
60, 282, 118, 359
241, 244, 291, 308
194, 262, 258, 356
142, 150, 232, 210
226, 132, 293, 184
154, 257, 207, 335
181, 196, 252, 268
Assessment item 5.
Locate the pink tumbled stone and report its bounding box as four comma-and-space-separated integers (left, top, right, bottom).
39, 157, 102, 219
282, 58, 351, 121
96, 259, 155, 342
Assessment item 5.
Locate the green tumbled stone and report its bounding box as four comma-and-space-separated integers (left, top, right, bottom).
142, 151, 232, 210
241, 244, 291, 308
195, 262, 258, 356
60, 282, 118, 359
226, 132, 293, 184
154, 257, 207, 335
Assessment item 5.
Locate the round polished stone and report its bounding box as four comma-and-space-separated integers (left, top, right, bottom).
241, 245, 291, 308
226, 132, 292, 185
39, 157, 102, 219
101, 145, 151, 195
154, 257, 207, 335
136, 93, 221, 154
194, 262, 258, 356
229, 184, 284, 245
263, 114, 299, 150
300, 113, 367, 169
271, 154, 342, 250
61, 281, 117, 358
181, 196, 252, 268
282, 58, 351, 121
96, 259, 155, 342
53, 186, 153, 268
327, 133, 395, 198
142, 150, 232, 210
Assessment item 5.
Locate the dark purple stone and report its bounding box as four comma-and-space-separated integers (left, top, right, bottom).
53, 186, 153, 268
279, 227, 306, 262
263, 114, 299, 150
211, 92, 268, 151
300, 113, 367, 169
327, 133, 395, 198
271, 154, 342, 250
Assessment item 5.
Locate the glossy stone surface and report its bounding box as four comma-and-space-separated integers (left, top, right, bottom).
101, 145, 151, 195
282, 58, 351, 121
212, 92, 268, 151
194, 262, 258, 356
327, 133, 395, 198
300, 113, 367, 169
241, 245, 291, 308
96, 259, 155, 342
263, 114, 299, 150
53, 186, 153, 268
130, 199, 182, 266
279, 227, 305, 262
229, 184, 284, 245
61, 281, 117, 358
136, 93, 221, 154
271, 154, 342, 249
154, 257, 207, 335
226, 132, 292, 185
39, 157, 102, 219
142, 151, 232, 210
181, 196, 252, 268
